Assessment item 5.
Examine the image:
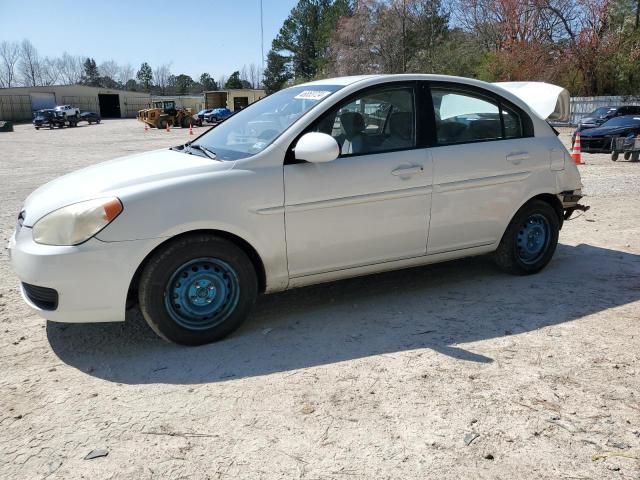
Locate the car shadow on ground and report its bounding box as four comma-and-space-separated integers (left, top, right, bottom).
47, 243, 640, 384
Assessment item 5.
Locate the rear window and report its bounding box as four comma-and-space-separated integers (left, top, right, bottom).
617, 106, 640, 115
601, 116, 640, 127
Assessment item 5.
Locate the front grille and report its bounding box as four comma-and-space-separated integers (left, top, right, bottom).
22, 283, 58, 310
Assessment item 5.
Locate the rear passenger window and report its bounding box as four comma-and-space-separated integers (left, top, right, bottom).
431, 87, 523, 144
502, 105, 523, 139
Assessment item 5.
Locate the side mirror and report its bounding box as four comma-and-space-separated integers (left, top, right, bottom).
294, 132, 339, 163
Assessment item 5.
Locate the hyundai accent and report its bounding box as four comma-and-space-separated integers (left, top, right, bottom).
9, 74, 585, 345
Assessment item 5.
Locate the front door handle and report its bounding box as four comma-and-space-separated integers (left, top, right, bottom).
506, 152, 530, 164
391, 165, 424, 176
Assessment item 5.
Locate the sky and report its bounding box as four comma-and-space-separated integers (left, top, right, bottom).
0, 0, 299, 80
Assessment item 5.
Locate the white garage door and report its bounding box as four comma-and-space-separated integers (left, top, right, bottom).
30, 92, 56, 111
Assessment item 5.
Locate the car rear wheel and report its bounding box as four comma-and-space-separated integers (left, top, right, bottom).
493, 200, 559, 275
624, 152, 631, 160
632, 152, 640, 162
138, 234, 258, 345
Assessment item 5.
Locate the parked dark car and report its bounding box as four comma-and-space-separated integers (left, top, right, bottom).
575, 115, 640, 155
204, 107, 232, 123
576, 105, 640, 134
33, 109, 56, 129
80, 112, 101, 124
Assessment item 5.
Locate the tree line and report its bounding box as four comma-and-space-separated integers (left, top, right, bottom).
0, 39, 263, 95
263, 0, 640, 96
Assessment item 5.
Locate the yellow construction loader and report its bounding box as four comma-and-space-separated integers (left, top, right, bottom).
137, 100, 196, 129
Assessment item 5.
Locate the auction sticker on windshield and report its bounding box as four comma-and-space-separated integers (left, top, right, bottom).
294, 90, 332, 101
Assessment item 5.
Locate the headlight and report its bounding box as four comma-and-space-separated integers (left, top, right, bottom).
32, 198, 123, 246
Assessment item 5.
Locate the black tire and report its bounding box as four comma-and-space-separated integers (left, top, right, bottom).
632, 152, 640, 162
624, 152, 631, 160
158, 119, 167, 129
611, 151, 618, 161
35, 126, 40, 130
493, 200, 560, 275
96, 119, 101, 124
138, 234, 258, 345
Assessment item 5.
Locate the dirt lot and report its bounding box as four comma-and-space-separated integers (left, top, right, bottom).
0, 120, 639, 479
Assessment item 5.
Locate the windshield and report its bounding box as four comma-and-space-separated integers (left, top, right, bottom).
194, 85, 343, 160
588, 107, 613, 118
601, 116, 640, 127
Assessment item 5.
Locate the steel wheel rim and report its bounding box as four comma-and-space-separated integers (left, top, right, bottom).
516, 213, 550, 264
164, 257, 240, 330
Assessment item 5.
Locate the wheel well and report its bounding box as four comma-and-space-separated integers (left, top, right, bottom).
530, 193, 564, 229
127, 230, 267, 307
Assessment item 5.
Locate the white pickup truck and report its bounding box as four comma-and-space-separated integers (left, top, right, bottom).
54, 105, 80, 119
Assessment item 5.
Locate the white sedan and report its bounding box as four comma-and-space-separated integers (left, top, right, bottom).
9, 74, 584, 345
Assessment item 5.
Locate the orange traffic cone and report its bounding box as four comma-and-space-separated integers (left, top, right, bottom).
166, 121, 171, 133
571, 131, 583, 165
189, 122, 194, 135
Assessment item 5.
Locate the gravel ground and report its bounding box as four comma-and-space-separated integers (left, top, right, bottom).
0, 121, 639, 479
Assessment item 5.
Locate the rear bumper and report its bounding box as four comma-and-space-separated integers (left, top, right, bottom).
559, 189, 589, 219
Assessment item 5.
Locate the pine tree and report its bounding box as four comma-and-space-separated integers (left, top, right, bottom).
262, 50, 291, 93
224, 71, 243, 89
81, 58, 100, 86
136, 62, 153, 92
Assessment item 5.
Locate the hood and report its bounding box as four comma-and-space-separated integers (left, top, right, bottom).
493, 81, 570, 122
579, 124, 638, 137
22, 148, 232, 226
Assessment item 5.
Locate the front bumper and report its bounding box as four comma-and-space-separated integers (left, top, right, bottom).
8, 226, 159, 323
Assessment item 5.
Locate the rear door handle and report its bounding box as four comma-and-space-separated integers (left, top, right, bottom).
506, 152, 530, 164
391, 166, 424, 176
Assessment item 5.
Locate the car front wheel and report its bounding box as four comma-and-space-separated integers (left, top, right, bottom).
493, 200, 559, 275
138, 234, 258, 345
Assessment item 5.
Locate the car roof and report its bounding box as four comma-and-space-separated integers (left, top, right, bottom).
298, 73, 515, 87
298, 74, 569, 121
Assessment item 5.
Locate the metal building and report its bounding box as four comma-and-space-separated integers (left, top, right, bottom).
0, 85, 151, 121
204, 89, 266, 111
0, 85, 267, 122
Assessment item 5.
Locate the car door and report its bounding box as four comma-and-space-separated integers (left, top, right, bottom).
284, 83, 433, 278
427, 82, 543, 254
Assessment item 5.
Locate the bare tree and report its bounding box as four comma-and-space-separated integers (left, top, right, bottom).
248, 62, 259, 88
99, 60, 119, 80
18, 39, 41, 86
0, 41, 20, 87
153, 63, 172, 95
217, 74, 227, 90
118, 63, 135, 84
328, 0, 382, 76
40, 57, 60, 85
240, 64, 249, 85
58, 52, 84, 84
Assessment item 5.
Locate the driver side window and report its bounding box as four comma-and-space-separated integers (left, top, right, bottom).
310, 86, 416, 157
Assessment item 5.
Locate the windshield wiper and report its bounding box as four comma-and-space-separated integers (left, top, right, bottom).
186, 143, 218, 160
